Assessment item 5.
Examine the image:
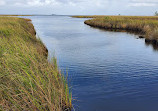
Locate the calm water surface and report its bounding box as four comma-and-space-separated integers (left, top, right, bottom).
27, 16, 158, 111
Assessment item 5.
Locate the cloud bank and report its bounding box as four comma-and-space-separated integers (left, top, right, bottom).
0, 0, 157, 15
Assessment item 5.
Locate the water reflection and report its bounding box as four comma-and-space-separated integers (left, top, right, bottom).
26, 16, 158, 111
145, 40, 158, 51
87, 25, 158, 52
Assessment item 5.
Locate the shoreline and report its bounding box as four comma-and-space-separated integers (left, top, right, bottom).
84, 20, 158, 45
84, 21, 158, 50
84, 21, 145, 37
84, 21, 150, 41
79, 16, 158, 45
0, 17, 71, 110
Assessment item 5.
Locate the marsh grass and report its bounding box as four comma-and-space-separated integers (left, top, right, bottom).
0, 17, 71, 110
73, 16, 158, 41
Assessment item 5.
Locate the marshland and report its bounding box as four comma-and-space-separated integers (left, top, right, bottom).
0, 17, 71, 110
21, 15, 158, 111
1, 14, 158, 111
1, 0, 158, 111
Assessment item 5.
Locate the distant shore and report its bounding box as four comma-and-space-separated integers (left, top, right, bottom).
0, 14, 33, 16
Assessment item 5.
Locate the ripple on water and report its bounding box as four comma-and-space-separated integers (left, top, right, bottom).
28, 16, 158, 111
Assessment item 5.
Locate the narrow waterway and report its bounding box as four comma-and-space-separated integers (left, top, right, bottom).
27, 16, 158, 111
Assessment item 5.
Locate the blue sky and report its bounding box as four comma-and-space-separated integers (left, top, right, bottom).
0, 0, 158, 15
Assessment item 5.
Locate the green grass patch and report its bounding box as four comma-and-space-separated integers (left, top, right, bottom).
0, 17, 72, 110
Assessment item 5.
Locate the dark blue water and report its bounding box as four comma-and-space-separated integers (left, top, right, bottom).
27, 16, 158, 111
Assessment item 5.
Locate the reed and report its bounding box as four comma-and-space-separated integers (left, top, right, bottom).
0, 17, 71, 110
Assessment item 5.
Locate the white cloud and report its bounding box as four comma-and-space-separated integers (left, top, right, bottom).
8, 0, 59, 7
131, 0, 158, 2
0, 0, 5, 6
129, 0, 158, 6
129, 3, 157, 6
0, 0, 157, 15
27, 0, 53, 6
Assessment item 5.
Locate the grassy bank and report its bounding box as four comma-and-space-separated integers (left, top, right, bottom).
74, 16, 158, 43
0, 17, 71, 110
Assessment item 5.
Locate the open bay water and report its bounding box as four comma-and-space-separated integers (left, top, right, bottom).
27, 16, 158, 111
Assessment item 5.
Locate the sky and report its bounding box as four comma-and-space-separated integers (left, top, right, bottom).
0, 0, 158, 15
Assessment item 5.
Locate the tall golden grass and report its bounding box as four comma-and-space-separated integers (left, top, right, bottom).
0, 17, 71, 110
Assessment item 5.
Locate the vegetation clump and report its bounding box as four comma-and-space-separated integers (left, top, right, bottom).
0, 17, 71, 111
